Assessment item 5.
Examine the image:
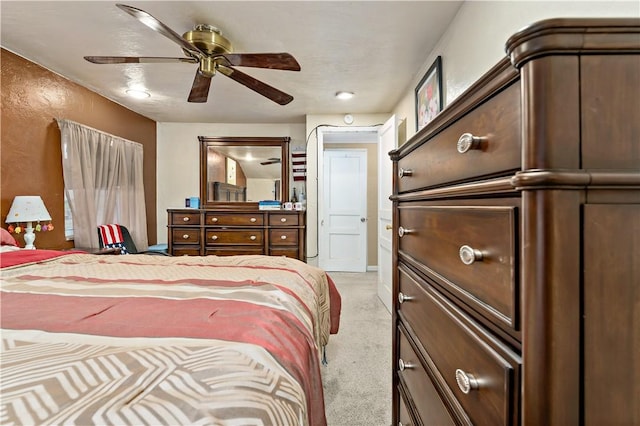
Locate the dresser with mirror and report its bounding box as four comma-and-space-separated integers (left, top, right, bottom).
168, 136, 306, 260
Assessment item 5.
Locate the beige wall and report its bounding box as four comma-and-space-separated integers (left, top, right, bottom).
392, 1, 639, 142
155, 122, 305, 241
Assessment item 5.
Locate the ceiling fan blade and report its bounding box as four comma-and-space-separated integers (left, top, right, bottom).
216, 53, 301, 71
85, 56, 197, 64
115, 4, 204, 58
260, 160, 279, 165
218, 65, 293, 105
188, 70, 213, 103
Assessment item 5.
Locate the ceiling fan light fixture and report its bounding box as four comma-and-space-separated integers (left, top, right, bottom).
335, 91, 354, 100
126, 89, 151, 99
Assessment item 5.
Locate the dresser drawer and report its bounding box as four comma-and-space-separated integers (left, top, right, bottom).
171, 228, 200, 244
269, 213, 299, 226
205, 247, 264, 256
205, 212, 264, 226
269, 248, 300, 259
397, 387, 414, 426
170, 211, 201, 225
269, 229, 299, 246
205, 229, 263, 245
398, 326, 456, 426
398, 83, 520, 192
172, 246, 201, 256
398, 205, 517, 327
398, 269, 521, 426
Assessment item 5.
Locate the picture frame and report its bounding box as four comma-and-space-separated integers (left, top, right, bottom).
415, 55, 443, 131
226, 157, 237, 185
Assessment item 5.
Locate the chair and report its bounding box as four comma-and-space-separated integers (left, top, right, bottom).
97, 224, 168, 255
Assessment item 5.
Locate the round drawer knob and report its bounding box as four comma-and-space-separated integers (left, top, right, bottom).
398, 292, 414, 304
280, 235, 287, 240
459, 245, 483, 265
398, 226, 413, 238
211, 217, 218, 223
455, 369, 479, 394
398, 168, 413, 178
457, 132, 483, 153
182, 217, 190, 222
250, 217, 257, 223
398, 358, 414, 372
182, 234, 189, 239
250, 235, 257, 241
211, 235, 218, 241
280, 217, 287, 223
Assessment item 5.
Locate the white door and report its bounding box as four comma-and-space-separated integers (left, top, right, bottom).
320, 149, 367, 272
377, 115, 397, 312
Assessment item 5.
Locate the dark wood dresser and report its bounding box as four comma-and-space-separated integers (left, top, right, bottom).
390, 18, 639, 425
167, 208, 305, 260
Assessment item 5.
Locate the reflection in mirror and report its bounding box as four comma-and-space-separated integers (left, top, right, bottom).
199, 137, 290, 207
208, 146, 281, 201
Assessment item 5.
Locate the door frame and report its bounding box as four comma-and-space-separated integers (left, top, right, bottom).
317, 126, 379, 270
377, 115, 397, 312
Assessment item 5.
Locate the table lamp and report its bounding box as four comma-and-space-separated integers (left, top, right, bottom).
5, 196, 52, 249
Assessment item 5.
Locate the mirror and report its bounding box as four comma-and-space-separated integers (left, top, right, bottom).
199, 136, 290, 208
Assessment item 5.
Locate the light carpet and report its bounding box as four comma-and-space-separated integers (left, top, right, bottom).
322, 271, 392, 426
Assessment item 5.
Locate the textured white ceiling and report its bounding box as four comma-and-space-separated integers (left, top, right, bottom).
1, 1, 463, 124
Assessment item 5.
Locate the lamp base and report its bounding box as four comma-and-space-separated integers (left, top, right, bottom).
23, 222, 36, 250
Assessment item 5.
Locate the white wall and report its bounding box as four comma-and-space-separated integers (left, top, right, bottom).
156, 122, 305, 242
393, 1, 640, 142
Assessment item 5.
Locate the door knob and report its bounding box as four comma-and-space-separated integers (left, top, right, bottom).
360, 217, 366, 222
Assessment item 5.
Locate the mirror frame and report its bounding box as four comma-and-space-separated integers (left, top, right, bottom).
199, 136, 290, 209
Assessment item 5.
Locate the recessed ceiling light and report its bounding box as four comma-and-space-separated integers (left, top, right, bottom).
126, 89, 150, 99
335, 91, 354, 100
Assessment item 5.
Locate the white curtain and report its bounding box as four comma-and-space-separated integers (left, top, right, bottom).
57, 119, 148, 250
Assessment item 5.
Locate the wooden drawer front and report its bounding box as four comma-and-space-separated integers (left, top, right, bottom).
269, 229, 299, 246
269, 248, 299, 259
170, 212, 201, 226
398, 205, 517, 327
205, 229, 263, 246
397, 388, 414, 426
171, 228, 200, 245
205, 247, 264, 256
399, 270, 521, 426
397, 83, 520, 192
269, 213, 299, 226
205, 212, 263, 226
398, 327, 456, 426
171, 247, 201, 256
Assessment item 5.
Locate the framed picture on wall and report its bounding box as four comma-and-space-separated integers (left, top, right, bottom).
415, 55, 443, 131
226, 157, 237, 185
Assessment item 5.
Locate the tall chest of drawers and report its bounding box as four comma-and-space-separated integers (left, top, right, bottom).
390, 19, 639, 425
167, 208, 305, 260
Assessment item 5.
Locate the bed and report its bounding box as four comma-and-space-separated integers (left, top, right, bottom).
0, 247, 341, 425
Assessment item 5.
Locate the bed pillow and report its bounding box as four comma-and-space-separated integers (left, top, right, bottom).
1, 228, 19, 247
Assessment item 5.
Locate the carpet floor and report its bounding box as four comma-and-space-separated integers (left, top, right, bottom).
322, 271, 392, 426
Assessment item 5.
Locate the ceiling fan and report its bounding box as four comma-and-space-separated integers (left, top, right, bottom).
84, 4, 301, 105
260, 157, 281, 166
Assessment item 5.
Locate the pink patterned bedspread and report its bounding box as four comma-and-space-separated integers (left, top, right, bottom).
0, 251, 341, 425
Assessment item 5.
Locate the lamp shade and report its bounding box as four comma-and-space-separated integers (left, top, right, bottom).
5, 196, 52, 223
